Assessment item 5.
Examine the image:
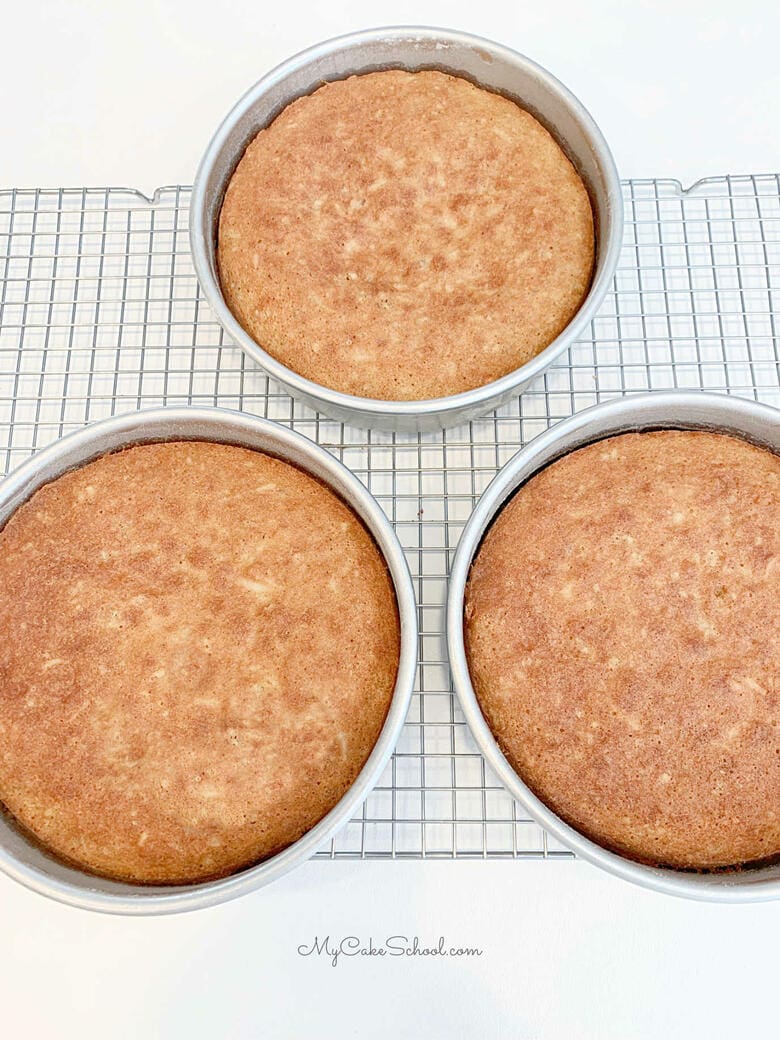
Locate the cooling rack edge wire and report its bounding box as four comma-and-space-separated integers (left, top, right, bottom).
1, 174, 778, 860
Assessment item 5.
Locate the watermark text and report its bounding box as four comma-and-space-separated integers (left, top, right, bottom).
297, 935, 483, 968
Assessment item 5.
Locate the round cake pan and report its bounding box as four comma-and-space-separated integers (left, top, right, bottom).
447, 391, 780, 902
190, 26, 623, 433
0, 407, 417, 915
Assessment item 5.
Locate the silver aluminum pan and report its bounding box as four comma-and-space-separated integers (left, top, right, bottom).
190, 26, 623, 433
0, 407, 417, 914
447, 391, 780, 901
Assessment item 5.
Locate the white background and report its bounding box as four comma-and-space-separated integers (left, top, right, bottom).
2, 1, 780, 1037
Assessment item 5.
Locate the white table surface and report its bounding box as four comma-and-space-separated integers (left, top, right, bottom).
2, 2, 780, 1037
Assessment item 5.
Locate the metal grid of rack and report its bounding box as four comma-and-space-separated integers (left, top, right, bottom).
1, 174, 778, 859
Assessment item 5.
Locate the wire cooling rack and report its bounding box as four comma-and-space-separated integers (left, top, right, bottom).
1, 175, 779, 860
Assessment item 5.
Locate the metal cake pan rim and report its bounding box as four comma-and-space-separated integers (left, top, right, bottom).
189, 25, 623, 431
446, 390, 780, 902
0, 406, 418, 914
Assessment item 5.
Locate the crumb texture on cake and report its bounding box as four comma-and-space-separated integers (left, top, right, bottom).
464, 430, 780, 870
217, 69, 594, 401
0, 441, 399, 884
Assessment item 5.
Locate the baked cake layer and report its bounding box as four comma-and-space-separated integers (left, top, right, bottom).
0, 441, 399, 884
217, 69, 594, 400
465, 430, 780, 870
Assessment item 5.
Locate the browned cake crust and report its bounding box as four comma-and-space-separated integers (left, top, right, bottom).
217, 70, 594, 401
465, 430, 780, 870
0, 442, 399, 884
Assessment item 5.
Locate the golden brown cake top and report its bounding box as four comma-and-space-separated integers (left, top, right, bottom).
465, 430, 780, 870
0, 441, 399, 884
217, 69, 594, 401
